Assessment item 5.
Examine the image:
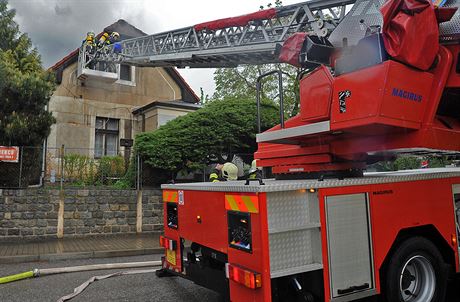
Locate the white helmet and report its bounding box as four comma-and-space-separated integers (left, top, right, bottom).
248, 159, 259, 174
222, 162, 238, 181
111, 32, 120, 39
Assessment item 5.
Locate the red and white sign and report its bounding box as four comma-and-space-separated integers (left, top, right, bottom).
421, 160, 429, 168
0, 146, 20, 163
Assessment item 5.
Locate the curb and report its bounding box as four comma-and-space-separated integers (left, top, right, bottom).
0, 248, 163, 264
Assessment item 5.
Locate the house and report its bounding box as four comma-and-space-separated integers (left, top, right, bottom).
48, 19, 200, 159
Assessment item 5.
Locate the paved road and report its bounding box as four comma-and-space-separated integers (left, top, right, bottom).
1, 255, 459, 302
0, 255, 221, 302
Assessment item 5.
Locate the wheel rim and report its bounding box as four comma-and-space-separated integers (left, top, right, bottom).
399, 255, 436, 302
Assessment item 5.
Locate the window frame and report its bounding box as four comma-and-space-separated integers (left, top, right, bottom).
95, 117, 120, 158
116, 64, 136, 86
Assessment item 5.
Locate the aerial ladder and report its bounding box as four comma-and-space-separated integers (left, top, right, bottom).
80, 0, 358, 69
81, 1, 460, 302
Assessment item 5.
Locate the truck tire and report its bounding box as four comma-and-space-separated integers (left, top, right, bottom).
383, 237, 447, 302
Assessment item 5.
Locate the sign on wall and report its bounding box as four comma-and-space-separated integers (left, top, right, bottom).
120, 139, 134, 147
0, 146, 20, 163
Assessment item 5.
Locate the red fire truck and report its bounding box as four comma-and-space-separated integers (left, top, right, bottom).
83, 0, 460, 300
154, 0, 460, 300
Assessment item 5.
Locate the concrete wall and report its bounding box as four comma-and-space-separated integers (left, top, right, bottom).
0, 189, 163, 242
55, 62, 181, 107
48, 62, 184, 150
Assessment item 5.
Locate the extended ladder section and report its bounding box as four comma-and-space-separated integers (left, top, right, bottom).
79, 0, 356, 72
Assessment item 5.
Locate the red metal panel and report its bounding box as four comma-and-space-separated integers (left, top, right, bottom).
331, 63, 387, 125
380, 63, 433, 124
228, 193, 272, 302
446, 45, 460, 88
177, 190, 229, 254
300, 66, 334, 123
258, 154, 332, 167
256, 144, 330, 160
331, 61, 433, 131
319, 178, 459, 302
369, 179, 460, 277
423, 46, 455, 125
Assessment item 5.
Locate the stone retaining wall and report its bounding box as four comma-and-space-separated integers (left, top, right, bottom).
0, 188, 162, 241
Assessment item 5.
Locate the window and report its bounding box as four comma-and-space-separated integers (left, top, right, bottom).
117, 64, 135, 86
95, 117, 119, 158
120, 65, 132, 81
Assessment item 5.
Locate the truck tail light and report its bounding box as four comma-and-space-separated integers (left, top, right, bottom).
225, 263, 262, 289
159, 235, 177, 251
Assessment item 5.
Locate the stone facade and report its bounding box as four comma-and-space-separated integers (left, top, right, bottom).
0, 188, 162, 241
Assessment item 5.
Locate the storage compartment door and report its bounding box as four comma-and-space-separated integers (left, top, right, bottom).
325, 193, 374, 300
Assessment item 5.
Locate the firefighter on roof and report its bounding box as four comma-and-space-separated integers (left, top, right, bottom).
209, 162, 238, 182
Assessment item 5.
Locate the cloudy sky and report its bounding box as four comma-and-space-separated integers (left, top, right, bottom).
7, 0, 300, 97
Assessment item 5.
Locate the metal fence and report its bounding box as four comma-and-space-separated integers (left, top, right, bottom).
0, 146, 139, 189
0, 146, 255, 189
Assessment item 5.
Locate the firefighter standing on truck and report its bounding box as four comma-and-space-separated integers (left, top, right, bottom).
247, 159, 262, 179
209, 162, 238, 182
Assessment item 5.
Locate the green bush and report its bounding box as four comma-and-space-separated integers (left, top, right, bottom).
97, 155, 125, 185
135, 97, 279, 182
64, 154, 90, 181
62, 154, 132, 188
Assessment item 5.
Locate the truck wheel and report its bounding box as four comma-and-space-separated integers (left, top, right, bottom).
383, 237, 447, 302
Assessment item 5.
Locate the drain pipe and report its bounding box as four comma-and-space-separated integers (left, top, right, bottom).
0, 260, 161, 284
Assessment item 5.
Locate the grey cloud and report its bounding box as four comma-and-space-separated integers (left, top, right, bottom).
54, 4, 72, 16
7, 0, 151, 68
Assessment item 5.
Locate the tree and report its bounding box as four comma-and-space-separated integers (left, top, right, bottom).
213, 64, 300, 116
0, 0, 55, 187
135, 98, 279, 182
0, 0, 55, 146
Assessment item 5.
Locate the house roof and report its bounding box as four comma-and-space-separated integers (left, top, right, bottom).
50, 19, 200, 103
132, 100, 202, 115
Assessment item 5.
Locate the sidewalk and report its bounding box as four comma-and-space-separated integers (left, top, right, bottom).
0, 233, 162, 264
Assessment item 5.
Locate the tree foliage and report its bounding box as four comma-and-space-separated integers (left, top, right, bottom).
135, 98, 279, 178
213, 64, 300, 116
0, 0, 55, 146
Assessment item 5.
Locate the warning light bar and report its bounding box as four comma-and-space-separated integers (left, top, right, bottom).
225, 263, 262, 289
159, 235, 177, 251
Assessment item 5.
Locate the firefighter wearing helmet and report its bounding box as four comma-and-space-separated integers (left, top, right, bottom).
247, 159, 262, 179
110, 32, 120, 43
82, 31, 95, 52
209, 162, 238, 182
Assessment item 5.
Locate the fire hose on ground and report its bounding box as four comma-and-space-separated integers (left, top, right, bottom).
0, 260, 163, 301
